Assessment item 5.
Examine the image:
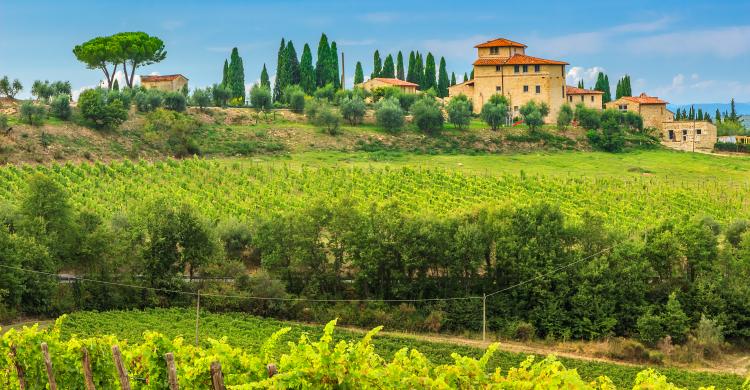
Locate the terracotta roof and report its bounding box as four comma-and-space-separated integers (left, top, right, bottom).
565, 85, 603, 95
621, 93, 668, 105
140, 74, 188, 82
474, 38, 527, 48
473, 54, 568, 66
449, 79, 475, 87
369, 78, 419, 87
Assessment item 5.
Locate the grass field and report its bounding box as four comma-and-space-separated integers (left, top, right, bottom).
55, 309, 746, 389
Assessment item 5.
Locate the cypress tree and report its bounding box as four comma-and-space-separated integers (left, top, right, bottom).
285, 41, 300, 86
330, 41, 340, 89
316, 34, 331, 87
715, 109, 722, 123
382, 54, 395, 78
222, 59, 229, 86
228, 48, 246, 101
372, 50, 382, 79
423, 52, 436, 91
463, 73, 468, 82
682, 108, 688, 120
112, 79, 119, 91
406, 51, 416, 83
697, 108, 703, 121
730, 98, 738, 121
451, 72, 456, 86
414, 52, 424, 87
396, 51, 405, 80
260, 64, 270, 89
624, 75, 632, 96
354, 61, 364, 85
577, 79, 584, 89
437, 56, 449, 98
603, 74, 611, 104
689, 105, 695, 120
615, 79, 623, 99
273, 38, 286, 102
470, 68, 474, 80
300, 43, 315, 94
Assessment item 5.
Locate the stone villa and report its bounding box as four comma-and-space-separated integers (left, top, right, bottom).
140, 74, 189, 93
358, 77, 419, 94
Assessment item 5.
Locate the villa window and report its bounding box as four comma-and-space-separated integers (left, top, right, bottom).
618, 104, 628, 111
495, 65, 502, 72
513, 106, 519, 112
696, 129, 702, 135
534, 65, 540, 72
668, 130, 675, 140
591, 96, 594, 102
568, 96, 572, 102
523, 85, 529, 93
496, 86, 502, 92
522, 65, 528, 73
581, 96, 584, 102
535, 85, 541, 94
514, 65, 519, 73
490, 47, 499, 55
682, 129, 688, 141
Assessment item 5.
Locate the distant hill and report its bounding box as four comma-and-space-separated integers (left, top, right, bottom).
668, 102, 750, 116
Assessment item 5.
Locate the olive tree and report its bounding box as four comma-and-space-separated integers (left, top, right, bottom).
446, 94, 472, 129
480, 94, 509, 130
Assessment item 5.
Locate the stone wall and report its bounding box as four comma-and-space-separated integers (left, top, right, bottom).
661, 120, 717, 151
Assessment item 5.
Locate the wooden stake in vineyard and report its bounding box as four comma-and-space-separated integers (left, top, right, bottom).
82, 347, 96, 390
41, 342, 58, 390
165, 352, 179, 390
112, 345, 131, 390
10, 345, 26, 390
210, 361, 225, 390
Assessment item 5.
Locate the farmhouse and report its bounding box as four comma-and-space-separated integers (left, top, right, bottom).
447, 38, 569, 121
565, 86, 603, 110
661, 120, 717, 151
358, 77, 419, 94
140, 74, 189, 92
605, 93, 673, 130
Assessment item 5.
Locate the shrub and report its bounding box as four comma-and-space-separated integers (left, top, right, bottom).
334, 89, 351, 106
375, 98, 405, 134
144, 109, 201, 157
340, 96, 366, 125
480, 94, 509, 130
135, 90, 163, 112
557, 103, 573, 131
725, 219, 749, 247
512, 321, 536, 341
49, 94, 72, 120
307, 100, 341, 135
694, 314, 724, 359
250, 85, 273, 111
423, 310, 445, 333
519, 101, 549, 132
371, 86, 401, 103
313, 83, 335, 102
163, 92, 187, 112
217, 218, 255, 263
77, 88, 128, 130
211, 84, 231, 107
575, 104, 602, 130
106, 89, 132, 109
190, 88, 212, 110
397, 93, 417, 111
607, 338, 650, 363
18, 101, 47, 126
411, 96, 443, 135
446, 94, 472, 129
637, 310, 665, 346
0, 114, 8, 131
287, 89, 306, 114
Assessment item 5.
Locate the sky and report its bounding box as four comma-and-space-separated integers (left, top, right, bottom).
1, 0, 749, 104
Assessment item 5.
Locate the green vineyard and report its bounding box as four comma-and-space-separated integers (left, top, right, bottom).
0, 157, 748, 231
1, 310, 745, 389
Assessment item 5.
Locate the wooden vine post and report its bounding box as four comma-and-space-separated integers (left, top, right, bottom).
165, 352, 179, 390
210, 361, 225, 390
82, 347, 96, 390
112, 345, 131, 390
40, 342, 58, 390
10, 345, 26, 390
266, 363, 278, 378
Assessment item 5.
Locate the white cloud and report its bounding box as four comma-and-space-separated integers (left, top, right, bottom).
651, 73, 750, 103
422, 34, 490, 61
609, 16, 674, 33
627, 25, 750, 58
566, 66, 606, 87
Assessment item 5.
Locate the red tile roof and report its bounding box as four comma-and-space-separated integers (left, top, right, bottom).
140, 74, 188, 82
473, 54, 568, 66
621, 93, 668, 105
370, 78, 419, 87
566, 85, 603, 95
474, 38, 527, 48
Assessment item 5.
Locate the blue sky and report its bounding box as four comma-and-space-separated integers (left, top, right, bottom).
1, 0, 749, 104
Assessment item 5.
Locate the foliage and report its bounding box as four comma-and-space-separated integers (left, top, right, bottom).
306, 100, 341, 135
446, 94, 472, 129
0, 76, 23, 98
586, 109, 653, 152
557, 103, 574, 131
226, 47, 246, 101
576, 104, 602, 130
190, 88, 212, 110
211, 84, 231, 108
354, 61, 364, 85
375, 98, 405, 133
249, 85, 273, 111
313, 83, 336, 102
135, 89, 164, 112
143, 109, 202, 157
340, 96, 366, 125
437, 56, 450, 98
18, 101, 47, 126
49, 94, 72, 120
77, 88, 128, 130
411, 96, 444, 135
481, 94, 509, 130
31, 80, 71, 102
519, 101, 549, 132
163, 91, 187, 112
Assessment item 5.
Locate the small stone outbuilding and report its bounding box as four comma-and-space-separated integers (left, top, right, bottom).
606, 93, 672, 130
358, 78, 418, 94
565, 86, 603, 109
140, 74, 189, 93
662, 120, 717, 152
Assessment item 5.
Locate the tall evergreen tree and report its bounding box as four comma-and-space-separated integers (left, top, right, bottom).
382, 54, 395, 78
615, 79, 622, 99
715, 109, 722, 123
260, 64, 270, 89
603, 74, 611, 104
414, 52, 424, 87
354, 61, 364, 85
396, 51, 405, 80
423, 52, 436, 91
221, 59, 229, 86
730, 98, 738, 121
463, 73, 468, 83
315, 34, 331, 87
273, 38, 286, 102
330, 41, 340, 89
697, 108, 704, 121
594, 72, 611, 106
623, 75, 632, 96
227, 48, 246, 101
451, 72, 456, 86
300, 43, 315, 94
372, 50, 382, 79
406, 51, 416, 83
437, 56, 449, 97
285, 41, 301, 86
577, 79, 584, 89
470, 68, 474, 80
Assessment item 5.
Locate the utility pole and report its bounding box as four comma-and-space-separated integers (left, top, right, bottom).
482, 294, 487, 342
195, 291, 200, 346
341, 52, 345, 90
